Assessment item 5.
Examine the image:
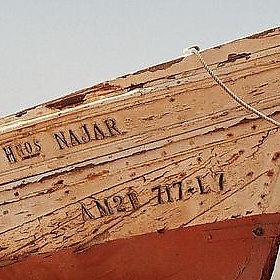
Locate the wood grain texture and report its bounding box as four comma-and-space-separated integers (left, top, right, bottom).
0, 27, 280, 267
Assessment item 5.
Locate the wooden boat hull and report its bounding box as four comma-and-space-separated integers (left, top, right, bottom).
1, 213, 280, 280
1, 27, 280, 279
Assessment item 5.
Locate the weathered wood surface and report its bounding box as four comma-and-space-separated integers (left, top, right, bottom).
0, 27, 280, 266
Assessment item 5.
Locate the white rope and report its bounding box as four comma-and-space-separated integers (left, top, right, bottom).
186, 46, 280, 127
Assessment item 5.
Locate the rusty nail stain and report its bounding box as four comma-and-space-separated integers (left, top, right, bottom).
239, 150, 245, 155
157, 228, 165, 234
272, 152, 280, 161
247, 171, 254, 177
252, 227, 264, 236
267, 170, 274, 177
260, 193, 266, 199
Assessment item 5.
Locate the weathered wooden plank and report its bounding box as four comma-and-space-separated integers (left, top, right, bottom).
0, 45, 279, 184
0, 27, 280, 279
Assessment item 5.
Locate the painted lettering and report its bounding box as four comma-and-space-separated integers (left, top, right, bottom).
113, 195, 126, 212
165, 185, 174, 202
54, 132, 69, 149
69, 129, 82, 146
80, 202, 94, 220
104, 118, 121, 136
174, 181, 183, 200
152, 186, 164, 204
3, 146, 17, 163
80, 189, 140, 220
53, 118, 122, 150
3, 140, 42, 164
152, 175, 225, 205
127, 190, 140, 210
152, 182, 183, 204
219, 173, 224, 191
34, 140, 42, 152
80, 124, 91, 143
94, 197, 114, 217
196, 176, 207, 194
93, 123, 105, 140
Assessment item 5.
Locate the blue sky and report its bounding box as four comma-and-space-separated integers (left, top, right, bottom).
0, 0, 279, 116
0, 1, 280, 278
